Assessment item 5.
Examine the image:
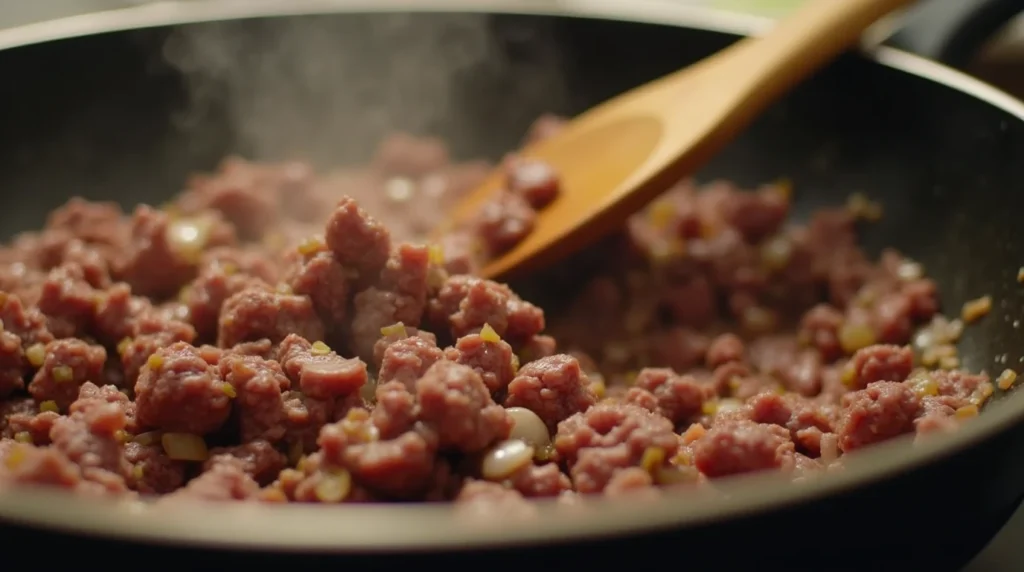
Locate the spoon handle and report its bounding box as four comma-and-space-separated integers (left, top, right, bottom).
711, 0, 918, 104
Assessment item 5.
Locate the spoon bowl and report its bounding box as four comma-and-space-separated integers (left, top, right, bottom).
438, 0, 916, 281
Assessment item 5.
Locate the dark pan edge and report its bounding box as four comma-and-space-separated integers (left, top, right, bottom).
0, 0, 1022, 554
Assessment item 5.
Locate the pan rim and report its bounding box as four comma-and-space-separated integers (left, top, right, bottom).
0, 0, 1022, 552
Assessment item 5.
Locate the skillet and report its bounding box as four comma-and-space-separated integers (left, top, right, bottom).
0, 1, 1022, 570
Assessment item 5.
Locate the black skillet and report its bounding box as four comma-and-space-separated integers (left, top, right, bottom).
0, 1, 1021, 570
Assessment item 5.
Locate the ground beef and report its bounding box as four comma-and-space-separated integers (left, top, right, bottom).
219, 353, 289, 443
837, 381, 922, 452
0, 120, 994, 510
844, 344, 914, 389
628, 368, 713, 425
693, 419, 795, 478
218, 288, 325, 348
555, 402, 678, 493
416, 361, 511, 453
134, 342, 232, 434
445, 333, 517, 397
205, 440, 287, 485
27, 339, 107, 410
124, 441, 185, 494
505, 354, 597, 432
379, 335, 445, 390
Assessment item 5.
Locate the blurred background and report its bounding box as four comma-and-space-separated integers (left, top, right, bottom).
3, 0, 1022, 97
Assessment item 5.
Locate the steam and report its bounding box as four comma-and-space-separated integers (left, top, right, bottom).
160, 11, 570, 167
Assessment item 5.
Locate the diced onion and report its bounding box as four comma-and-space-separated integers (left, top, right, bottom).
961, 295, 993, 323
909, 376, 939, 397
161, 432, 208, 461
479, 323, 500, 343
4, 445, 27, 469
147, 353, 164, 370
166, 217, 213, 265
51, 365, 73, 383
997, 369, 1018, 391
640, 447, 666, 473
133, 431, 162, 446
427, 244, 445, 266
297, 235, 325, 256
481, 439, 534, 481
955, 404, 979, 419
311, 341, 332, 356
314, 469, 352, 503
838, 322, 875, 354
25, 344, 45, 368
505, 407, 550, 448
380, 322, 407, 338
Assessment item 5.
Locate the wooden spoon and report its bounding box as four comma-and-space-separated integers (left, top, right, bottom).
437, 0, 915, 281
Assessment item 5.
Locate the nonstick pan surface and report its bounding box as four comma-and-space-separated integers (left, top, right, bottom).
0, 1, 1022, 570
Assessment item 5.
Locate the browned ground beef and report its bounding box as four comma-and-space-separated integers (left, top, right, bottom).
0, 115, 996, 509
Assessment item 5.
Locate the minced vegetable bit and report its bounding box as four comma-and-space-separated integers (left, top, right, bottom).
13, 432, 31, 444
939, 356, 960, 371
161, 433, 208, 462
51, 365, 74, 383
970, 383, 996, 407
955, 404, 980, 419
221, 383, 237, 398
961, 295, 993, 323
297, 235, 325, 256
25, 343, 45, 368
39, 400, 58, 413
921, 343, 958, 368
838, 322, 876, 355
146, 353, 164, 370
4, 445, 27, 470
311, 341, 332, 355
427, 244, 445, 266
314, 469, 352, 503
681, 423, 707, 444
134, 431, 161, 446
479, 323, 501, 343
379, 322, 407, 338
997, 369, 1018, 391
909, 376, 939, 397
166, 217, 212, 264
641, 447, 666, 473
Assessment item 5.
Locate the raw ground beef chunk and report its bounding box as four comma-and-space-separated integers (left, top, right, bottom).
0, 115, 998, 511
